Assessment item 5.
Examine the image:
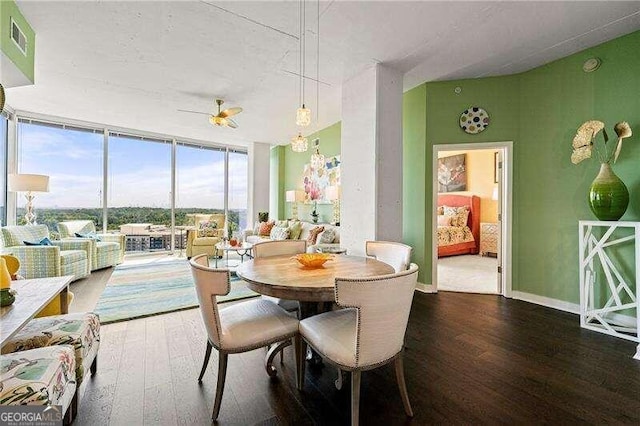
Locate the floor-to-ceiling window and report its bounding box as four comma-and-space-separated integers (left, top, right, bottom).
17, 120, 103, 232
13, 116, 248, 254
175, 142, 226, 223
228, 150, 248, 234
0, 114, 7, 225
108, 133, 172, 252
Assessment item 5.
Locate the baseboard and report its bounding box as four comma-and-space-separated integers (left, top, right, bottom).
511, 291, 579, 314
511, 290, 636, 328
415, 282, 435, 293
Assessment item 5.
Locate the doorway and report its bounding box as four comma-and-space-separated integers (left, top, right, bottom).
431, 142, 512, 296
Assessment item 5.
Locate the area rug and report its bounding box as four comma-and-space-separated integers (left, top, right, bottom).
95, 259, 258, 324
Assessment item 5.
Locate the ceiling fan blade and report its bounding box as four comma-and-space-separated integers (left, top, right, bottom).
226, 118, 239, 129
178, 109, 212, 116
219, 107, 243, 118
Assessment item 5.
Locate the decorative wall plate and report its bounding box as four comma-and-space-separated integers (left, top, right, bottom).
460, 107, 490, 134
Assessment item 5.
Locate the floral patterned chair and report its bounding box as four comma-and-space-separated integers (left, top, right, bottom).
1, 312, 100, 386
185, 213, 226, 259
0, 225, 91, 281
0, 345, 77, 422
57, 220, 125, 270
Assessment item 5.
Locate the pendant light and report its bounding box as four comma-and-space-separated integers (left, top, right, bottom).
291, 133, 308, 152
295, 0, 311, 127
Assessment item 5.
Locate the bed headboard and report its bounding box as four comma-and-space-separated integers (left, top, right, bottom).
437, 194, 481, 249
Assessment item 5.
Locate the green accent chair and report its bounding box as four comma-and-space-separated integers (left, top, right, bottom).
57, 220, 125, 270
0, 225, 90, 282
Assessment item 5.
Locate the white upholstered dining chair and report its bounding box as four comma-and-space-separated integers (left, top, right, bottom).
297, 263, 419, 426
252, 239, 307, 313
365, 240, 412, 272
189, 254, 300, 420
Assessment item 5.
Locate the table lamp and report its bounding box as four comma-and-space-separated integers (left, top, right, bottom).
325, 185, 341, 225
8, 173, 50, 225
286, 190, 305, 220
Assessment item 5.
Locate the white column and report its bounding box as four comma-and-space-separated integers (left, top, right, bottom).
340, 63, 403, 256
248, 142, 271, 227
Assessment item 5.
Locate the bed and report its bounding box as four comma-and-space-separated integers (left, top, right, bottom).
437, 194, 480, 257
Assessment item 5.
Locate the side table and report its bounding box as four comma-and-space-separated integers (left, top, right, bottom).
480, 222, 498, 257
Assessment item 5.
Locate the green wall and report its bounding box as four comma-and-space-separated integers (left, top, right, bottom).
269, 145, 285, 221
282, 121, 341, 222
0, 0, 35, 83
411, 29, 640, 303
403, 84, 428, 282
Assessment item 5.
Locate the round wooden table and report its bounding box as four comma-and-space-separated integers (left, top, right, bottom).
236, 254, 394, 378
235, 254, 395, 303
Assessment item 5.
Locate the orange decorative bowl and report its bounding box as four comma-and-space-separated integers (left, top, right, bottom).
292, 253, 334, 268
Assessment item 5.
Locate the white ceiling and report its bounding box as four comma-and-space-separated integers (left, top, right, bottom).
6, 1, 640, 147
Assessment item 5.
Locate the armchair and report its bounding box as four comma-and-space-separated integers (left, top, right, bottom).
57, 220, 125, 270
185, 213, 226, 259
0, 225, 90, 282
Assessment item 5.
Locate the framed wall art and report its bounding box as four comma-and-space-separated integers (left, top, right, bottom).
438, 154, 466, 192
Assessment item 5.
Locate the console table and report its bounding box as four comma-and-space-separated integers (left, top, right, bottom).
579, 221, 640, 360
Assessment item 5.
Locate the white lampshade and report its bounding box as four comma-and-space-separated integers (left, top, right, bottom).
286, 190, 304, 202
8, 174, 50, 192
492, 186, 499, 201
325, 185, 340, 201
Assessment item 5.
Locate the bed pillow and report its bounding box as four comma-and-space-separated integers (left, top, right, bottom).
443, 206, 470, 227
437, 215, 453, 226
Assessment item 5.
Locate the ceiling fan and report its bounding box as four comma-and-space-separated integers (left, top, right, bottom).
178, 99, 243, 128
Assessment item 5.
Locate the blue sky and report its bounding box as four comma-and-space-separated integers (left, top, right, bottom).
19, 123, 247, 209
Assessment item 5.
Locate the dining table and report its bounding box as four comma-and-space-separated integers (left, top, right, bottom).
235, 254, 394, 380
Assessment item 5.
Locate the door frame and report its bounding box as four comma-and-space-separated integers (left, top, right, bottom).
431, 141, 513, 297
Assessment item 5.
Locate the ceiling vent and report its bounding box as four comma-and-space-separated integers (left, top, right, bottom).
10, 18, 27, 55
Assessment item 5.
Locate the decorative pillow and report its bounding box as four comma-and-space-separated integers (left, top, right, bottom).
307, 226, 325, 245
198, 220, 219, 237
317, 228, 336, 244
270, 226, 290, 241
437, 215, 453, 226
253, 221, 261, 235
24, 237, 53, 246
276, 220, 288, 228
75, 231, 102, 241
258, 221, 275, 236
437, 206, 444, 215
288, 221, 303, 240
443, 206, 470, 227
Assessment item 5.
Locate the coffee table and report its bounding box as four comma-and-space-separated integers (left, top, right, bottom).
1, 276, 73, 348
214, 242, 253, 269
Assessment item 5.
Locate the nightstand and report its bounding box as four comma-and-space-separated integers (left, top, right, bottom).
480, 222, 498, 257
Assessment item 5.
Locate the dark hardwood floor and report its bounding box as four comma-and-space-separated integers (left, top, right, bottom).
74, 291, 640, 425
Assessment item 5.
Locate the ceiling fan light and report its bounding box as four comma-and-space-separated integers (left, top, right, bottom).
210, 116, 226, 126
291, 133, 308, 152
296, 105, 311, 127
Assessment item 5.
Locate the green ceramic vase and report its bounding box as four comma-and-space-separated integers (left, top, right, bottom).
0, 288, 15, 307
589, 163, 629, 221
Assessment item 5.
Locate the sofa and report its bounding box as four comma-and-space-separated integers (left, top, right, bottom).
57, 220, 125, 270
244, 220, 341, 253
0, 224, 91, 281
185, 213, 226, 258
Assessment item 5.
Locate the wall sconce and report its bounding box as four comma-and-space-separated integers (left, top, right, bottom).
286, 190, 305, 220
325, 185, 341, 225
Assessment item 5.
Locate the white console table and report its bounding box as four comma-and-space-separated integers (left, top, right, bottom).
579, 221, 640, 360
